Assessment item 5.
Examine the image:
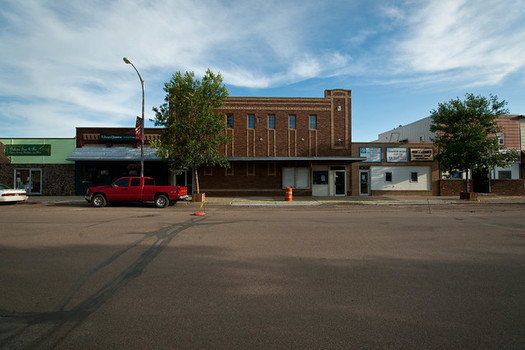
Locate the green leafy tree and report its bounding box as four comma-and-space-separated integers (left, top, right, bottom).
152, 70, 230, 194
429, 93, 518, 193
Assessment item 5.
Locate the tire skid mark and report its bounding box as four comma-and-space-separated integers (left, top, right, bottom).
0, 216, 206, 349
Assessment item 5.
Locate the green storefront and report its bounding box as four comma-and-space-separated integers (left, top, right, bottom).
0, 138, 76, 195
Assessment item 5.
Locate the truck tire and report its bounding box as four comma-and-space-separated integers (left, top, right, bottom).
155, 194, 169, 208
92, 194, 107, 207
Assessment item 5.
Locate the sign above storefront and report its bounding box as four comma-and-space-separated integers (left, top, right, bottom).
410, 148, 434, 161
359, 147, 382, 162
100, 134, 139, 143
5, 144, 51, 156
386, 147, 408, 163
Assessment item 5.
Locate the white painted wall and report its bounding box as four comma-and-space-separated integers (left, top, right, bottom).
371, 166, 432, 191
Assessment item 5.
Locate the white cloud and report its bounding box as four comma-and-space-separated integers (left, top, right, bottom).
0, 0, 353, 137
392, 0, 525, 86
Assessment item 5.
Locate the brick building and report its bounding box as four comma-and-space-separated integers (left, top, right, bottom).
201, 89, 364, 196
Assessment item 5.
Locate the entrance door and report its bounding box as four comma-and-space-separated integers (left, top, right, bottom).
174, 170, 193, 194
15, 169, 42, 195
360, 171, 370, 195
334, 170, 346, 195
473, 169, 490, 193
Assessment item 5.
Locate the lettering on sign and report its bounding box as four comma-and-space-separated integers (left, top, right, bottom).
410, 148, 434, 161
100, 134, 139, 142
359, 147, 382, 162
5, 144, 51, 156
386, 147, 408, 163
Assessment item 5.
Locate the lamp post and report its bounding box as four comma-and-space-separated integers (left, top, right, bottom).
123, 57, 145, 177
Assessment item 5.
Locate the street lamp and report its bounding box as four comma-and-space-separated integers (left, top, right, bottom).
123, 57, 145, 177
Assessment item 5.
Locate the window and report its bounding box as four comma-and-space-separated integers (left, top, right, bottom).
410, 172, 418, 182
283, 167, 310, 189
247, 163, 255, 176
248, 114, 255, 129
289, 115, 296, 129
114, 178, 129, 187
385, 172, 392, 182
268, 114, 275, 129
498, 170, 512, 180
131, 178, 141, 186
313, 171, 329, 185
496, 132, 504, 145
144, 178, 155, 186
309, 115, 317, 130
226, 114, 234, 128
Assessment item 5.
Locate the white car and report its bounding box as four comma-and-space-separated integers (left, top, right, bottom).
0, 183, 28, 204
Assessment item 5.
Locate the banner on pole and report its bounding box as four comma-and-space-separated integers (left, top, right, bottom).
135, 116, 143, 140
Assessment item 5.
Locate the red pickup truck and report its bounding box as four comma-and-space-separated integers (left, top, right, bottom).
85, 177, 188, 208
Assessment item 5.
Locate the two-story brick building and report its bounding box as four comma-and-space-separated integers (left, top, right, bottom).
202, 89, 364, 196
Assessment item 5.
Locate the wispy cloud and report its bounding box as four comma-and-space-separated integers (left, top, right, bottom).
1, 0, 524, 139
391, 0, 525, 86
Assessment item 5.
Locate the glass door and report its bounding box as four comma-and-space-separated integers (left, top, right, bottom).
174, 170, 193, 194
15, 169, 42, 195
360, 171, 370, 195
334, 170, 346, 195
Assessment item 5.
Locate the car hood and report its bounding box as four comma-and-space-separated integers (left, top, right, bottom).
87, 185, 112, 193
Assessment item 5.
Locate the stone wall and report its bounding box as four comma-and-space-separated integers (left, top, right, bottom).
0, 164, 75, 195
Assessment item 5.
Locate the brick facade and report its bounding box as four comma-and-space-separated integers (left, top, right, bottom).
440, 179, 525, 196
217, 89, 352, 158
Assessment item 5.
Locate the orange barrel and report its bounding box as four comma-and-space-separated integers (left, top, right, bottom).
285, 187, 293, 202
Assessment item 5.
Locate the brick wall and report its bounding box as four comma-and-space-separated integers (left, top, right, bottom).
217, 90, 352, 158
439, 179, 524, 196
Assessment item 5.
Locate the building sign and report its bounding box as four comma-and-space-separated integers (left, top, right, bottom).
100, 134, 139, 142
386, 147, 408, 162
5, 144, 51, 156
410, 148, 434, 161
359, 147, 382, 162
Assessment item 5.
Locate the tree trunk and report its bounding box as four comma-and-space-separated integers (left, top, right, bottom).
194, 166, 200, 194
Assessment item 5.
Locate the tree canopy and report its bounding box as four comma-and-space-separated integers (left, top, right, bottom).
152, 69, 230, 194
429, 93, 518, 192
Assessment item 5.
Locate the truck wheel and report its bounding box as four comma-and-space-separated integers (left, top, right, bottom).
92, 194, 107, 207
155, 194, 169, 208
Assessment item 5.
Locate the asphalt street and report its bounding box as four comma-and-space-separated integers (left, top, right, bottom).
1, 201, 525, 349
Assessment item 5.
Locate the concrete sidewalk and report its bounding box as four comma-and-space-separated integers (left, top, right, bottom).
23, 194, 525, 206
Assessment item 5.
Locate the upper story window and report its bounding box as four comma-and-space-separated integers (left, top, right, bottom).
309, 115, 317, 130
496, 132, 504, 145
268, 114, 275, 129
226, 114, 234, 129
248, 114, 255, 129
289, 115, 296, 129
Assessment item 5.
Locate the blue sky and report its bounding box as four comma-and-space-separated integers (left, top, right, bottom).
1, 0, 524, 142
